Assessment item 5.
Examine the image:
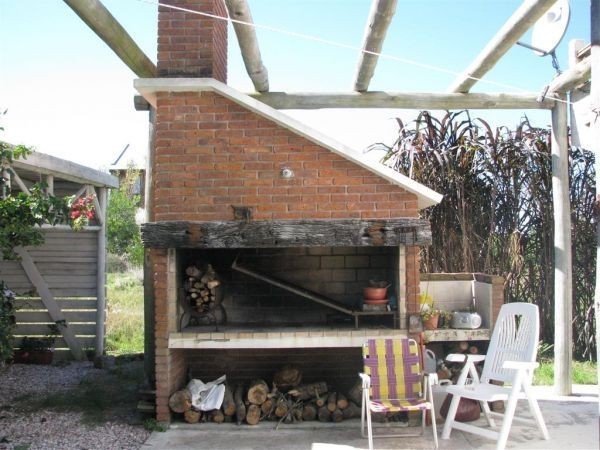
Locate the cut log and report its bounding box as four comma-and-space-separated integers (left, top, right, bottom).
336, 393, 348, 410
347, 379, 362, 406
211, 409, 225, 424
274, 398, 289, 418
261, 398, 274, 416
327, 392, 338, 412
342, 401, 361, 420
234, 384, 246, 425
206, 280, 221, 289
222, 384, 235, 416
273, 365, 302, 389
184, 409, 201, 423
292, 408, 303, 422
168, 389, 192, 413
302, 402, 317, 421
246, 404, 261, 425
315, 396, 326, 408
247, 379, 269, 405
288, 381, 328, 401
331, 408, 344, 422
317, 405, 331, 422
186, 266, 201, 278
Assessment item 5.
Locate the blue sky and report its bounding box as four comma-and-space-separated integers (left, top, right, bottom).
0, 0, 591, 169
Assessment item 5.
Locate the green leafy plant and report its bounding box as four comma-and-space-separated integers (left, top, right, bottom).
107, 165, 143, 267
0, 283, 16, 364
370, 111, 596, 361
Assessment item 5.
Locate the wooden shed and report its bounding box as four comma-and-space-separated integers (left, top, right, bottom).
0, 150, 119, 360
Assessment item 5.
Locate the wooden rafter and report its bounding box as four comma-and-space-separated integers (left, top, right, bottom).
448, 0, 556, 93
63, 0, 156, 78
353, 0, 397, 92
546, 56, 591, 94
249, 91, 554, 110
225, 0, 269, 92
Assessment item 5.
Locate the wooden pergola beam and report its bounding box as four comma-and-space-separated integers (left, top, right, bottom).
225, 0, 269, 92
449, 0, 556, 93
353, 0, 398, 92
546, 56, 591, 94
249, 91, 554, 110
63, 0, 156, 78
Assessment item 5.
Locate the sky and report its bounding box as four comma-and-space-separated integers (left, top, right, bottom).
0, 0, 592, 171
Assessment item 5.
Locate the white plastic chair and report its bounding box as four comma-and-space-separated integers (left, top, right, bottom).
441, 302, 549, 450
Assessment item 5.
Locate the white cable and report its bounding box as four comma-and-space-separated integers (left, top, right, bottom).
135, 0, 572, 106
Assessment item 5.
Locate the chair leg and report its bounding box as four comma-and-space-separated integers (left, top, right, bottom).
523, 384, 549, 440
366, 406, 374, 450
430, 408, 439, 448
495, 391, 519, 450
441, 394, 461, 439
481, 399, 496, 427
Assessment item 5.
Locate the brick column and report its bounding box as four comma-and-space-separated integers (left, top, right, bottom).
157, 0, 227, 80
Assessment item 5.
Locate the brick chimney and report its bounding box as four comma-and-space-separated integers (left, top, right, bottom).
157, 0, 227, 81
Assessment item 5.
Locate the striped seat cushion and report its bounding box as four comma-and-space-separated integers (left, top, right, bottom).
369, 398, 431, 413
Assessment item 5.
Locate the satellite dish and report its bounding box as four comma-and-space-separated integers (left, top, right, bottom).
530, 0, 571, 56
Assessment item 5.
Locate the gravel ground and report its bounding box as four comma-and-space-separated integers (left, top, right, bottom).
0, 361, 151, 450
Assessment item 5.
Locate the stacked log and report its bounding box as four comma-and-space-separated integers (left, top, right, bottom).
184, 264, 222, 313
168, 368, 364, 426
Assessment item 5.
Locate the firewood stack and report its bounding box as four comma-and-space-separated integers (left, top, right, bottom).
168, 365, 363, 426
184, 264, 222, 314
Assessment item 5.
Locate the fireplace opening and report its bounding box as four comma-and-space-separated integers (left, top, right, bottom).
177, 246, 405, 332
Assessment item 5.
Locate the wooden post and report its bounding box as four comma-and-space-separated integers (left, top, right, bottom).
46, 174, 54, 195
353, 0, 398, 92
590, 0, 600, 411
95, 186, 107, 357
143, 106, 156, 384
551, 95, 572, 395
63, 0, 156, 77
224, 0, 269, 92
448, 0, 555, 93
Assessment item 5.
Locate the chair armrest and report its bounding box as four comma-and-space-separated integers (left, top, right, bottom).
359, 372, 371, 389
446, 353, 485, 363
502, 361, 539, 370
424, 372, 439, 386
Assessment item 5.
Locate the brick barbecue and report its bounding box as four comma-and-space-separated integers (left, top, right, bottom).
138, 0, 442, 423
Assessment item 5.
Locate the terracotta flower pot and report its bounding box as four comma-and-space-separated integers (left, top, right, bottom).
423, 314, 439, 330
363, 287, 388, 300
13, 350, 53, 365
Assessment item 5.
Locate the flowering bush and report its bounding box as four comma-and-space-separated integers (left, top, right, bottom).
68, 195, 96, 230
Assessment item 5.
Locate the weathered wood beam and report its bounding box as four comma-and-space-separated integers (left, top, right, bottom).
353, 0, 397, 92
63, 0, 156, 78
546, 56, 591, 94
95, 187, 107, 357
14, 247, 85, 360
225, 0, 269, 92
249, 91, 554, 110
551, 94, 573, 396
141, 219, 432, 249
449, 0, 556, 93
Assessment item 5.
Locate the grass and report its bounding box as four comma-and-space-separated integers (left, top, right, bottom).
105, 268, 144, 355
534, 360, 598, 385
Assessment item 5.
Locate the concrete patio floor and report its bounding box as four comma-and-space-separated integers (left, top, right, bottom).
144, 385, 599, 450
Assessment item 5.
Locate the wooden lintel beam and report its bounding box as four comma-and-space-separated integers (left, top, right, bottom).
141, 219, 432, 249
249, 91, 554, 110
225, 0, 269, 92
63, 0, 156, 78
449, 0, 556, 93
547, 56, 591, 94
353, 0, 398, 92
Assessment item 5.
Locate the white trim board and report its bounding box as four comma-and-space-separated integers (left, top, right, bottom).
134, 78, 443, 210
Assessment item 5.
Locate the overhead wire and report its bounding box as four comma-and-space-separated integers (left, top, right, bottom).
134, 0, 574, 106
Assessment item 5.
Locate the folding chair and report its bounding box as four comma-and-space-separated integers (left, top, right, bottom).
441, 302, 550, 450
360, 338, 438, 450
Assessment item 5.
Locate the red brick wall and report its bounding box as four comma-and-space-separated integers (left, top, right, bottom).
152, 91, 419, 221
157, 0, 227, 80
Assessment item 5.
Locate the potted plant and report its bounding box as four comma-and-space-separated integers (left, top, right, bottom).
13, 321, 62, 365
419, 293, 442, 330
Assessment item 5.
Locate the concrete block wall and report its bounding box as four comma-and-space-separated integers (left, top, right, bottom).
179, 246, 400, 326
